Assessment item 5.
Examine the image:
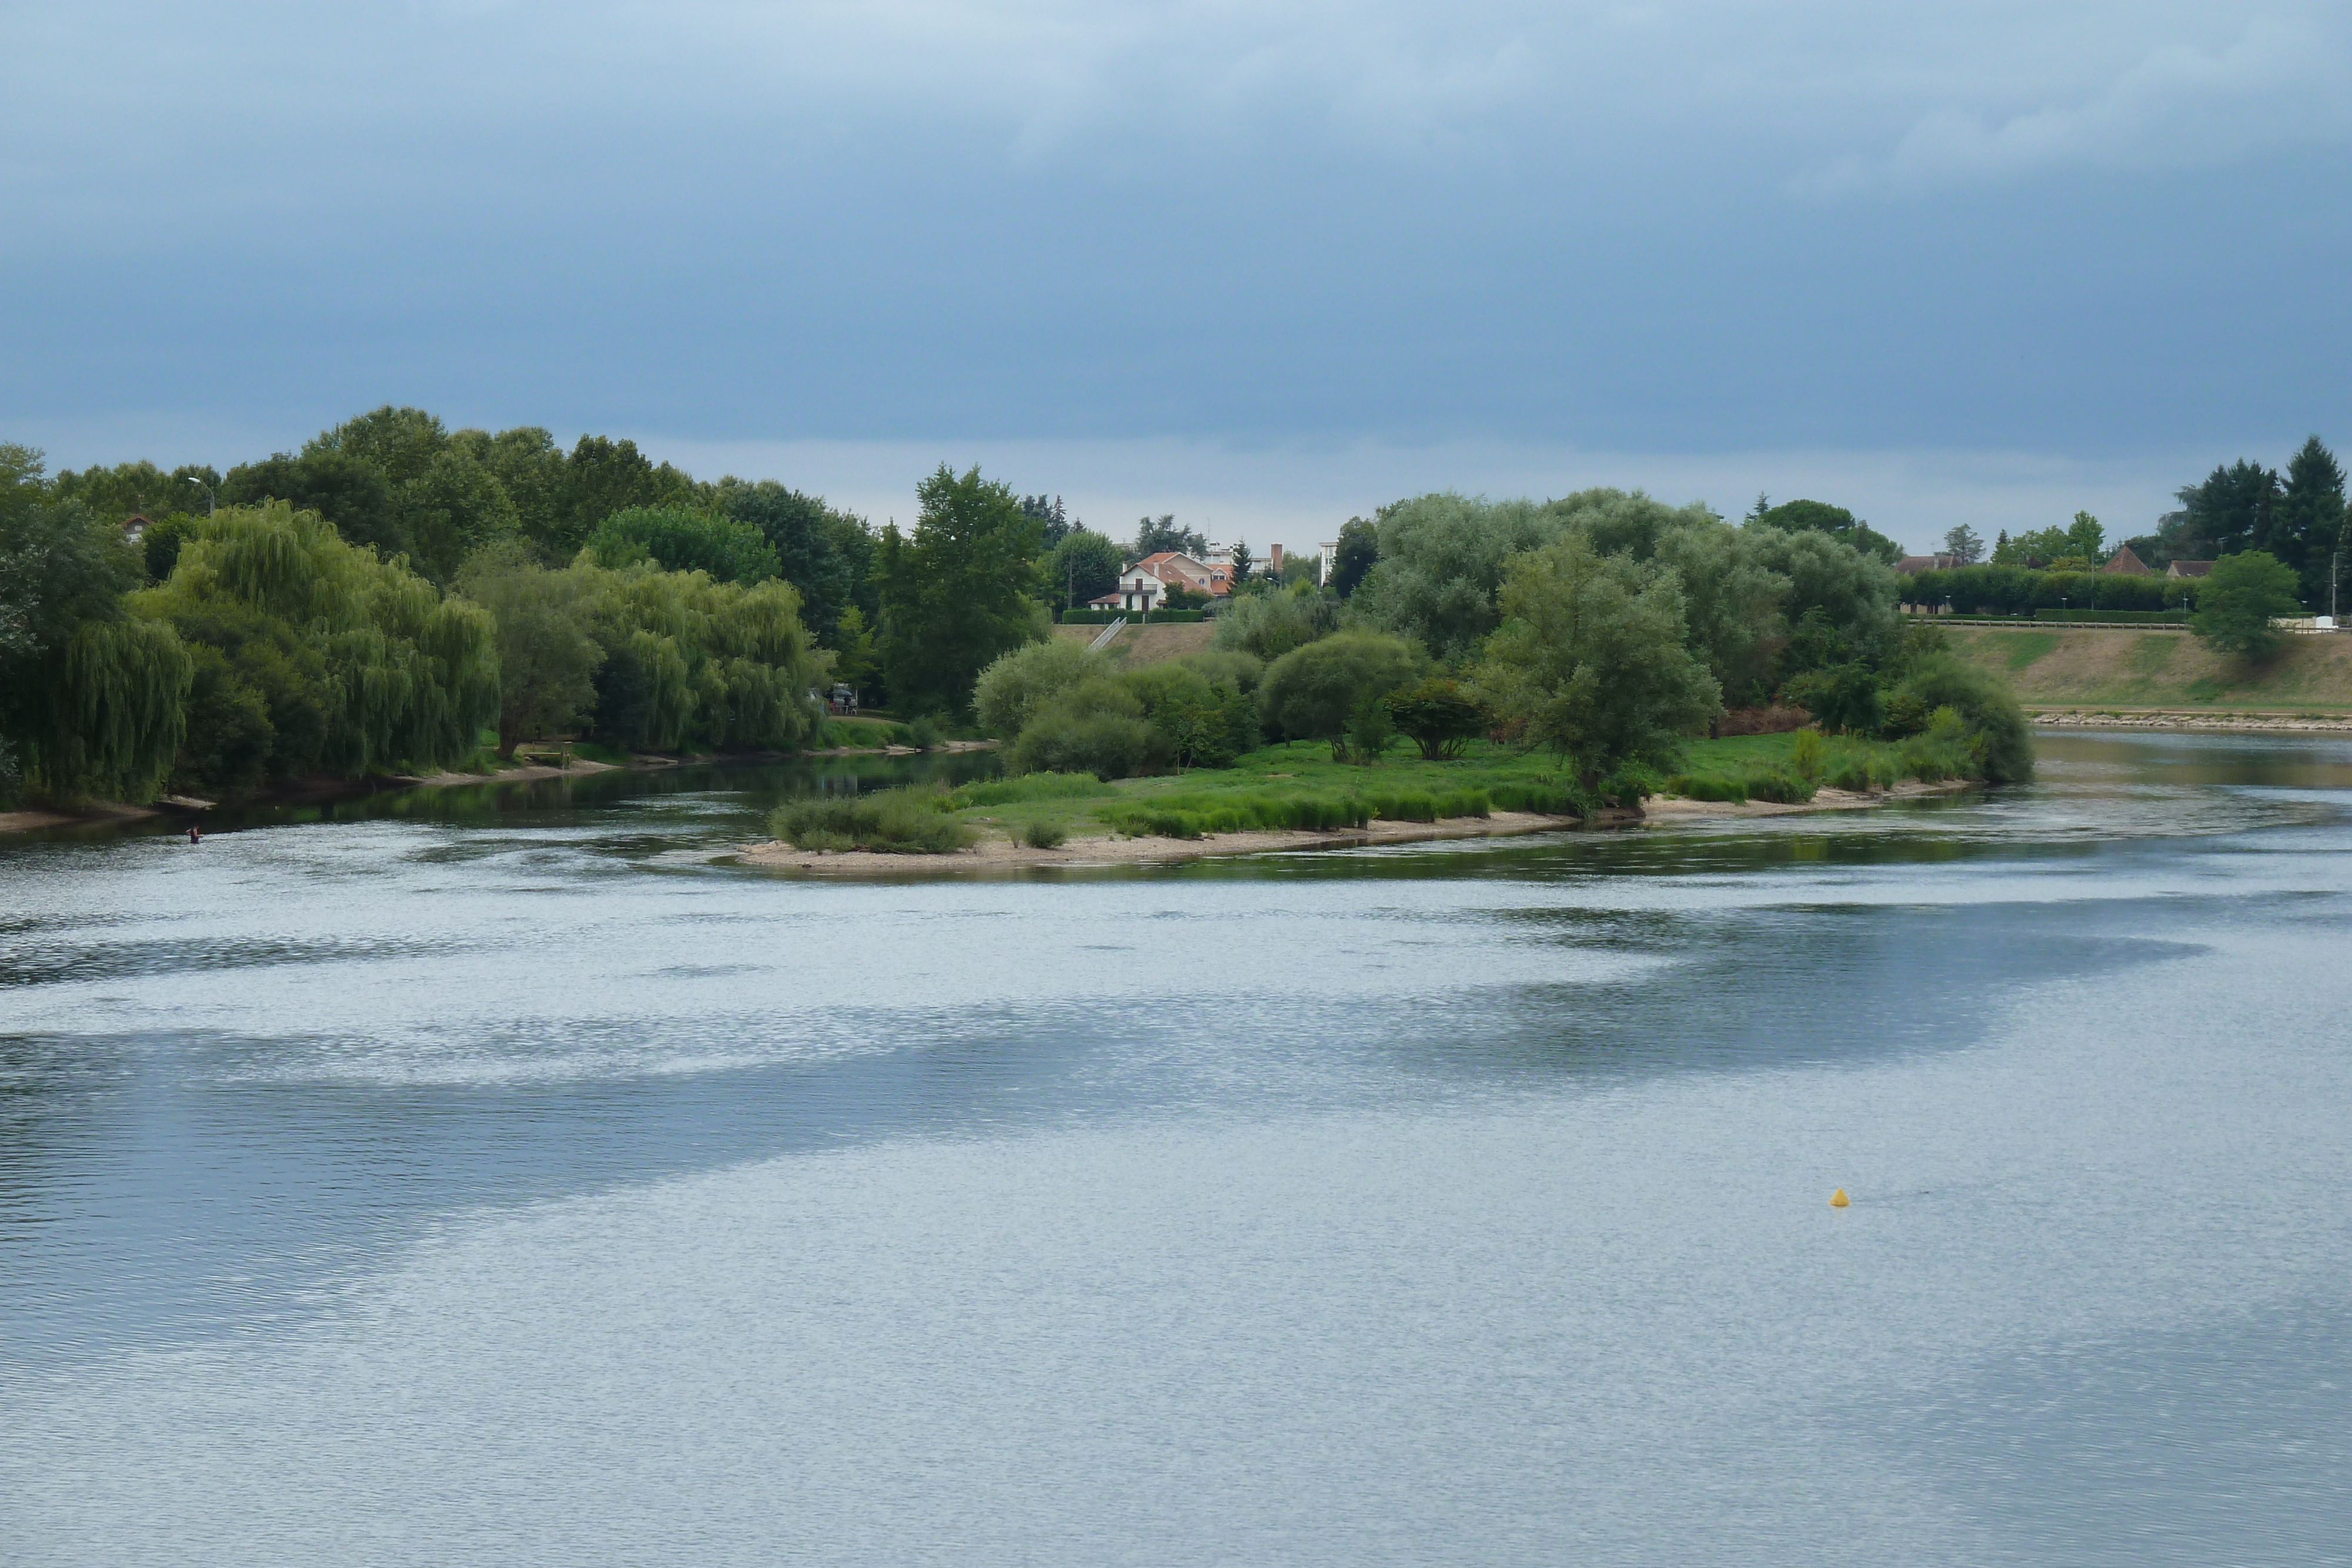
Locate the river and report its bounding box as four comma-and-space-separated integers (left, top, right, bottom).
2, 733, 2347, 1565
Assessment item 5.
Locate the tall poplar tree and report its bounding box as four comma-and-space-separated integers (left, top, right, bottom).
874, 465, 1046, 716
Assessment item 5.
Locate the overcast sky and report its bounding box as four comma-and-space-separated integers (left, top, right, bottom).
6, 1, 2348, 552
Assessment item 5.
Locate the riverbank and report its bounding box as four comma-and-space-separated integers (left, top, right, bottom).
740, 775, 1975, 874
2029, 707, 2352, 734
1, 738, 1000, 835
1947, 623, 2352, 713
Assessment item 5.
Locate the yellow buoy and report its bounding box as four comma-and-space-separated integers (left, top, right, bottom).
1829, 1188, 1850, 1208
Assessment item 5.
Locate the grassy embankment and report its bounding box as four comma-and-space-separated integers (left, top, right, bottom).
770, 729, 1977, 852
1943, 624, 2352, 714
1048, 619, 1216, 667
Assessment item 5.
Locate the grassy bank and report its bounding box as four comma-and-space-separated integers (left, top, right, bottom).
1945, 625, 2352, 713
770, 731, 1980, 852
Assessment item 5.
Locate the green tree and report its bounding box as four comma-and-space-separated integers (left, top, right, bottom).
2173, 460, 2280, 560
1347, 494, 1567, 660
456, 544, 606, 757
1752, 499, 1902, 564
584, 506, 780, 584
1118, 660, 1259, 767
719, 481, 866, 636
560, 435, 708, 554
972, 638, 1111, 739
1212, 578, 1335, 661
574, 563, 824, 752
2190, 549, 2301, 660
1476, 532, 1721, 795
1385, 676, 1489, 760
2277, 436, 2347, 607
830, 606, 880, 697
874, 465, 1047, 716
140, 503, 499, 788
1328, 516, 1378, 598
452, 426, 572, 554
402, 447, 522, 583
1045, 528, 1124, 612
306, 405, 449, 486
2066, 510, 2106, 563
1941, 524, 1984, 565
1134, 513, 1207, 559
51, 460, 220, 530
1258, 630, 1424, 745
1651, 521, 1788, 707
0, 450, 191, 803
220, 450, 405, 559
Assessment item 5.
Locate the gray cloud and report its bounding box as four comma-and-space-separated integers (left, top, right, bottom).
2, 1, 2346, 477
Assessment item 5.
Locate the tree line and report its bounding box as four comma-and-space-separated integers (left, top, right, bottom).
972, 487, 2032, 804
1, 406, 1309, 808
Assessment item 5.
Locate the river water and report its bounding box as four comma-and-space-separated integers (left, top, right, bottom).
2, 733, 2347, 1565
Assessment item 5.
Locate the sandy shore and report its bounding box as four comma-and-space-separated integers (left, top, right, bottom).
737, 780, 1972, 875
2030, 709, 2352, 734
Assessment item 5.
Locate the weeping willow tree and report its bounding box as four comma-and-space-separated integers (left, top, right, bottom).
138, 502, 497, 790
573, 561, 826, 753
0, 450, 193, 805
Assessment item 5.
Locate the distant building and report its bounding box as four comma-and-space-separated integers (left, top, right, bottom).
1318, 541, 1337, 582
2102, 544, 2153, 576
1090, 551, 1226, 613
1893, 553, 1959, 575
2167, 560, 2216, 580
121, 513, 152, 545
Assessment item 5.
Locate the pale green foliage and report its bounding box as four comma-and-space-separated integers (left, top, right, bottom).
0, 451, 192, 803
2191, 549, 2302, 661
1212, 580, 1335, 661
1347, 494, 1566, 661
1746, 525, 1901, 658
1005, 677, 1161, 780
457, 544, 606, 756
1478, 531, 1722, 793
572, 561, 826, 752
139, 502, 498, 780
1349, 489, 1718, 662
972, 638, 1111, 739
1651, 523, 1788, 707
1259, 630, 1426, 741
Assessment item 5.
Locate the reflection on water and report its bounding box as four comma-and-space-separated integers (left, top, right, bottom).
2, 730, 2350, 1566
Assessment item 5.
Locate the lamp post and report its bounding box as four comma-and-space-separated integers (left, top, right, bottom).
186, 476, 215, 517
2333, 549, 2343, 623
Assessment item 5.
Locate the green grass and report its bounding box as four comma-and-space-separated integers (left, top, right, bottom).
1979, 630, 2062, 672
935, 734, 1926, 846
769, 784, 975, 853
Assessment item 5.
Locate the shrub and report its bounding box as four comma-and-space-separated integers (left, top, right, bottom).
1259, 630, 1425, 743
1886, 654, 2033, 783
972, 638, 1111, 739
1385, 677, 1489, 760
1173, 648, 1265, 693
908, 716, 940, 751
1005, 678, 1164, 778
769, 784, 974, 853
1339, 690, 1397, 763
1021, 818, 1068, 849
583, 507, 780, 584
1117, 661, 1259, 767
2190, 550, 2301, 660
1210, 583, 1334, 660
1789, 727, 1826, 781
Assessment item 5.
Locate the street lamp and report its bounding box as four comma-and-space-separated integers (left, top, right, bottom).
185, 476, 215, 517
